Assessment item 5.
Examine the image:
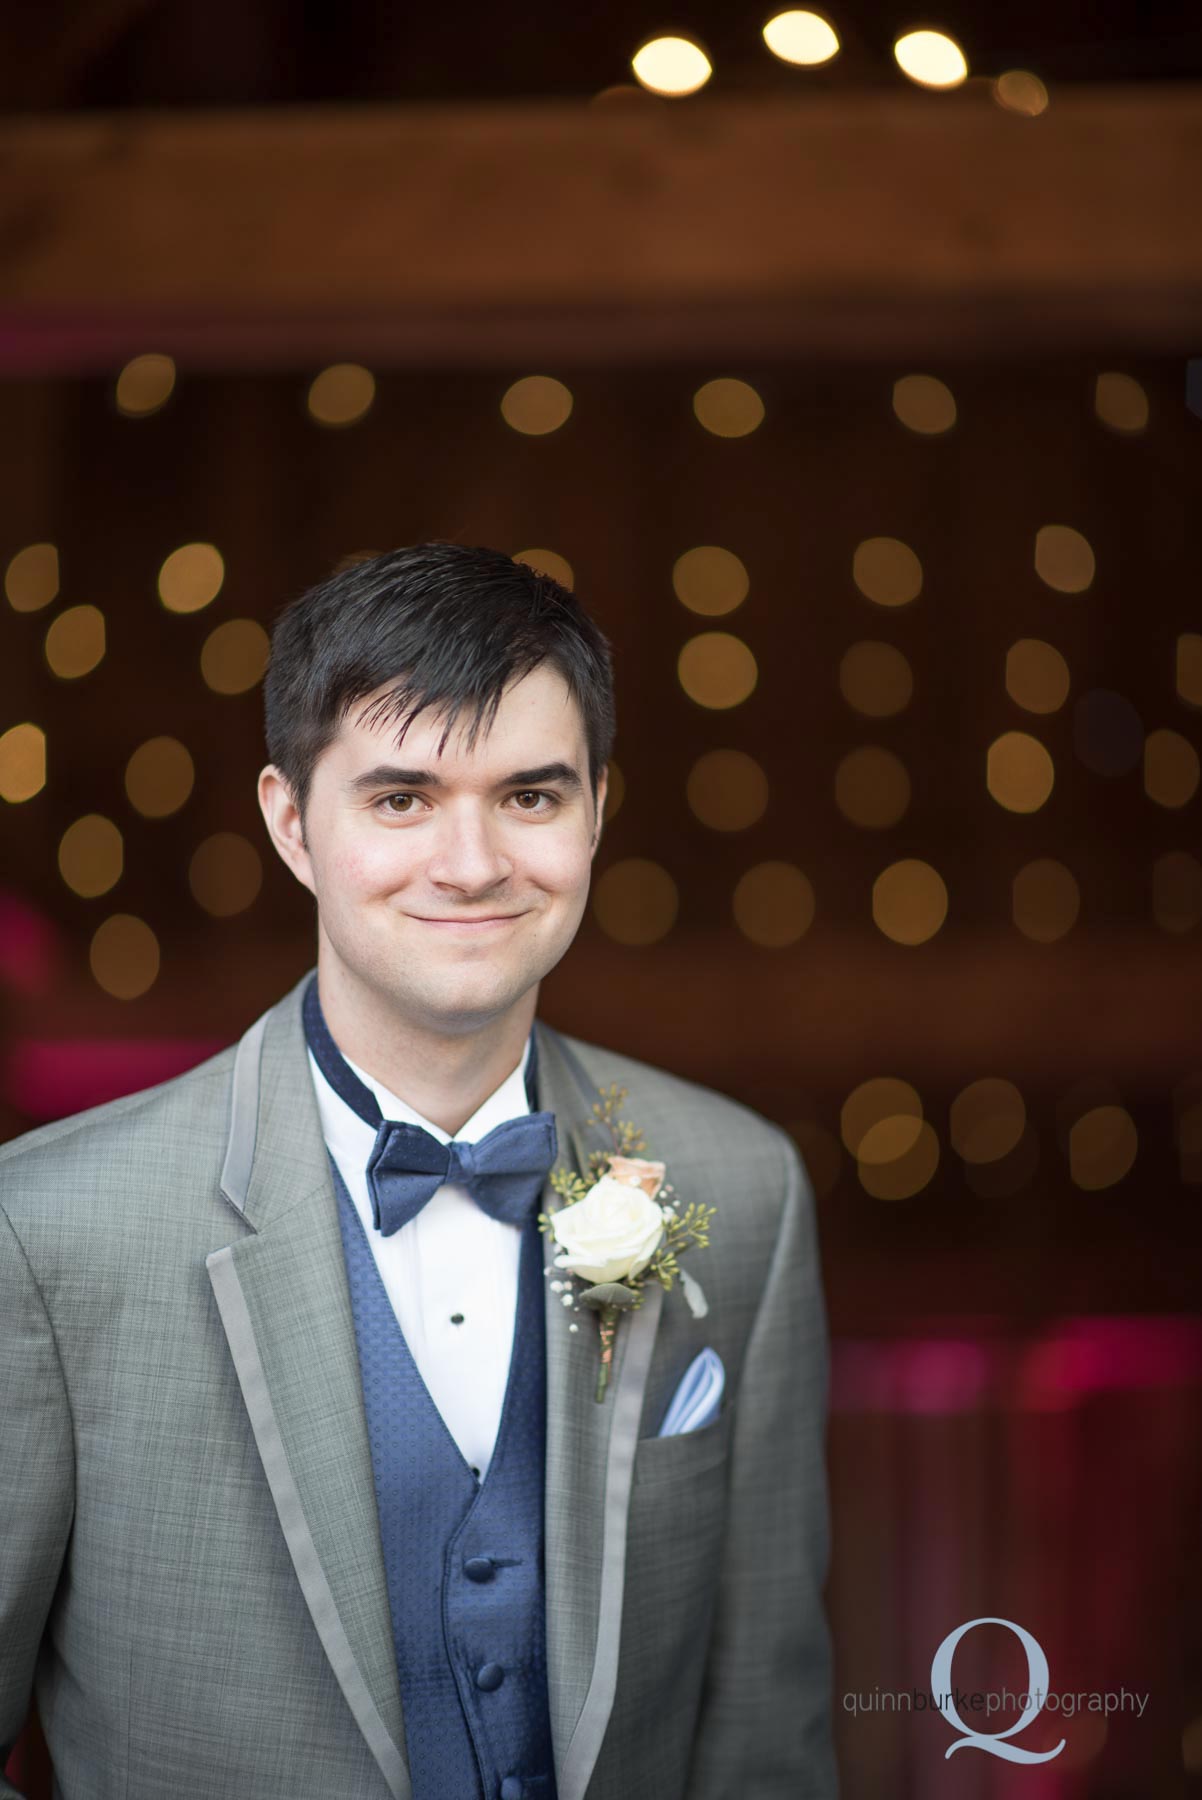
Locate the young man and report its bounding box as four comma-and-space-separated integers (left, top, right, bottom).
0, 544, 836, 1800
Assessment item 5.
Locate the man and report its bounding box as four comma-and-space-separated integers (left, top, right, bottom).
1, 543, 836, 1799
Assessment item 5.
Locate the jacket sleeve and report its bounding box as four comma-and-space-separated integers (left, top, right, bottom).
682, 1133, 838, 1799
0, 1203, 75, 1797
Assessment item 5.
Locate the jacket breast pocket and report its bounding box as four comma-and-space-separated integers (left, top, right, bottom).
633, 1399, 735, 1485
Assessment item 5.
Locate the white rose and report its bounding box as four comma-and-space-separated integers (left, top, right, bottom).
550, 1174, 667, 1284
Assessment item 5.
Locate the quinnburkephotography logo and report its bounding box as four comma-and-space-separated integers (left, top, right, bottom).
842, 1616, 1150, 1765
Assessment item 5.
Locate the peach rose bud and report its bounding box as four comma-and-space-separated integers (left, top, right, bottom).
605, 1155, 666, 1201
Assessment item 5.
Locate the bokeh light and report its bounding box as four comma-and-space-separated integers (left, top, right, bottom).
5, 542, 59, 612
1006, 639, 1070, 713
677, 632, 758, 709
762, 10, 840, 64
1012, 858, 1079, 941
1144, 729, 1200, 808
987, 731, 1055, 813
58, 815, 123, 898
891, 375, 956, 435
839, 642, 913, 717
189, 833, 264, 916
90, 914, 160, 1000
853, 537, 922, 607
115, 353, 176, 418
672, 546, 749, 616
514, 548, 574, 588
692, 379, 764, 438
840, 1077, 923, 1159
500, 376, 573, 436
125, 736, 195, 818
0, 722, 46, 804
631, 35, 712, 96
872, 860, 947, 944
200, 619, 270, 695
858, 1121, 940, 1199
593, 858, 678, 944
1035, 524, 1095, 593
893, 30, 968, 89
993, 70, 1049, 116
45, 605, 105, 679
158, 543, 225, 614
950, 1078, 1026, 1163
1069, 1105, 1137, 1189
602, 759, 625, 822
307, 363, 375, 427
732, 862, 815, 946
1094, 371, 1148, 433
686, 750, 769, 830
835, 746, 910, 828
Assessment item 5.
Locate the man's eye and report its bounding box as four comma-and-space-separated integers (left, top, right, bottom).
512, 790, 557, 812
381, 793, 419, 813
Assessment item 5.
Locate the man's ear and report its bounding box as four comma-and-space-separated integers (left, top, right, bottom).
590, 764, 609, 856
257, 765, 316, 896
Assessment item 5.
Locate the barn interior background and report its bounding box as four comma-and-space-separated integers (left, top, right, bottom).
2, 3, 1202, 1795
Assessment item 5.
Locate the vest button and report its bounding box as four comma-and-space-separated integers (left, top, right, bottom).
500, 1780, 524, 1800
475, 1662, 505, 1691
464, 1556, 496, 1583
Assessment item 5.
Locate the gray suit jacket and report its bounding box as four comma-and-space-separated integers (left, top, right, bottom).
1, 973, 836, 1800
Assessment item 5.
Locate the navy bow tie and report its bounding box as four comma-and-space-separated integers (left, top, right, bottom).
303, 977, 557, 1237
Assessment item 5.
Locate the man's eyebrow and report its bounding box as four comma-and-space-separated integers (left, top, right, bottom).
345, 761, 585, 795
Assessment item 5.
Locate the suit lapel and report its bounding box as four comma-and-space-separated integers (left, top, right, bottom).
535, 1022, 664, 1800
206, 979, 409, 1800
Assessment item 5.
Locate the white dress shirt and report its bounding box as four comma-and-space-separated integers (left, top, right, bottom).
307, 1036, 533, 1483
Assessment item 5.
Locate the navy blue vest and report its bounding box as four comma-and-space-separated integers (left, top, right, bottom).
329, 1139, 556, 1800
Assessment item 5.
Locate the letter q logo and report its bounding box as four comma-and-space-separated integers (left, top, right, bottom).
931, 1617, 1066, 1764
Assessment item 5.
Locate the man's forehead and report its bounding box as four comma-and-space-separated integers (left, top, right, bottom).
337, 672, 586, 771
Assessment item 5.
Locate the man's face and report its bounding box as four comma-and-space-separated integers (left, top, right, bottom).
259, 662, 607, 1036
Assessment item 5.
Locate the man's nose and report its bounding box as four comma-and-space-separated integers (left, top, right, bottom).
425, 804, 512, 890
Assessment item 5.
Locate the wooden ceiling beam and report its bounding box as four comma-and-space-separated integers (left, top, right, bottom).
1, 87, 1201, 370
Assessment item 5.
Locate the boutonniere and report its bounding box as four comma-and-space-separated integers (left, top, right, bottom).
538, 1083, 716, 1402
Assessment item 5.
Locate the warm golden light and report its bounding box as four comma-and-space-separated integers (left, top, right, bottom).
631, 34, 712, 96
514, 548, 574, 589
1012, 858, 1079, 941
90, 914, 160, 1000
839, 642, 913, 717
125, 736, 195, 818
1069, 1105, 1137, 1190
189, 833, 263, 917
993, 70, 1048, 116
672, 546, 749, 616
1144, 729, 1200, 808
852, 537, 922, 607
677, 632, 758, 709
593, 858, 679, 945
686, 750, 769, 831
115, 353, 176, 417
1005, 639, 1070, 713
1035, 524, 1095, 593
307, 363, 376, 427
732, 862, 815, 946
841, 1077, 923, 1158
872, 860, 947, 944
5, 542, 59, 612
201, 619, 270, 695
500, 376, 573, 436
692, 378, 765, 438
987, 731, 1055, 813
1094, 371, 1148, 433
893, 29, 968, 88
45, 605, 105, 679
950, 1078, 1026, 1164
58, 814, 123, 898
1177, 634, 1202, 707
762, 10, 839, 64
857, 1120, 940, 1199
834, 747, 910, 828
0, 722, 46, 804
1153, 852, 1202, 934
892, 374, 956, 435
602, 759, 625, 822
159, 543, 225, 614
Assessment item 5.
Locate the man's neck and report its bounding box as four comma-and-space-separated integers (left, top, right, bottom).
314, 960, 537, 1138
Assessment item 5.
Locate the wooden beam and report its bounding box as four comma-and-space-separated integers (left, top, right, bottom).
1, 87, 1201, 370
